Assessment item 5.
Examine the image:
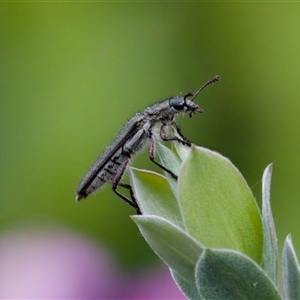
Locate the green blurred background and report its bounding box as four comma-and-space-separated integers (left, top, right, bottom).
1, 3, 300, 270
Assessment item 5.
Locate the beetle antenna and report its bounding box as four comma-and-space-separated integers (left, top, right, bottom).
190, 75, 220, 102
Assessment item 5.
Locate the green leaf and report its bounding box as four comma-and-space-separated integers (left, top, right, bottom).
156, 142, 182, 176
132, 215, 204, 281
174, 141, 191, 161
170, 269, 202, 300
156, 142, 181, 198
261, 163, 278, 284
282, 234, 300, 300
179, 145, 263, 263
196, 248, 282, 300
129, 167, 183, 227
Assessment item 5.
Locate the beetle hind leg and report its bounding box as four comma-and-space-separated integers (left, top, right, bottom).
111, 159, 141, 214
148, 133, 178, 180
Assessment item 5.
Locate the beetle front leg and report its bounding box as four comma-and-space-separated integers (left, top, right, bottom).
160, 123, 192, 147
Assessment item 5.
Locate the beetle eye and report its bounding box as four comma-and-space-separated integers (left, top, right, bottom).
170, 98, 184, 110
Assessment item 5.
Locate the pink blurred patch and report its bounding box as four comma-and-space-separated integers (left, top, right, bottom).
0, 225, 117, 299
0, 224, 186, 299
123, 268, 186, 299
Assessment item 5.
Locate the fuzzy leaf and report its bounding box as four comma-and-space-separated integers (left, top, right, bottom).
156, 142, 181, 198
282, 234, 300, 300
129, 168, 183, 227
132, 215, 204, 281
261, 163, 278, 284
156, 142, 182, 175
196, 248, 282, 300
174, 141, 191, 161
170, 269, 202, 300
179, 145, 263, 263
